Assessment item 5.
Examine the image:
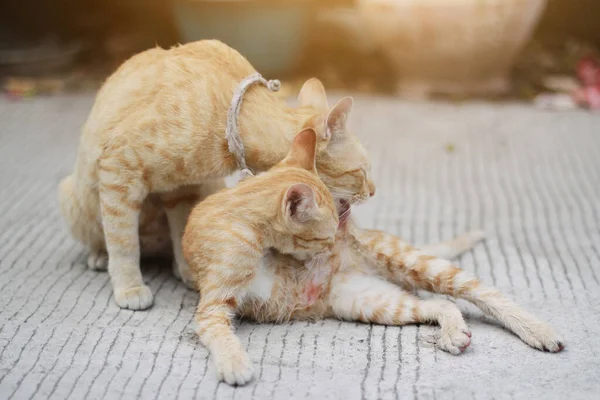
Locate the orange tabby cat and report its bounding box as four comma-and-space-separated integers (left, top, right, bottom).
181, 149, 564, 388
182, 128, 338, 385
184, 208, 564, 386
58, 40, 374, 310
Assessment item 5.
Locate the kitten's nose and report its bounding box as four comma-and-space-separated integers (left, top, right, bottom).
368, 183, 376, 197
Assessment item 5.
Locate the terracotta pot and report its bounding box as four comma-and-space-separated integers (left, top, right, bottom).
172, 0, 317, 77
357, 0, 548, 96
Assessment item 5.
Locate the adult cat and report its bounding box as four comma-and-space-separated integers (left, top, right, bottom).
58, 40, 374, 310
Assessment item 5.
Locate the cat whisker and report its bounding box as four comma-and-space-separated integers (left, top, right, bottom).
338, 207, 353, 220
327, 187, 355, 196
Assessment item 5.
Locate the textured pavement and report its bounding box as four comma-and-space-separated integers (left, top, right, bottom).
1, 93, 599, 399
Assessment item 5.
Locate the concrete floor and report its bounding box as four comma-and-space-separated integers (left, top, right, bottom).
0, 93, 599, 399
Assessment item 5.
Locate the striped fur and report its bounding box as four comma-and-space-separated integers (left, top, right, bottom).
192, 216, 564, 385
182, 128, 338, 385
57, 40, 374, 310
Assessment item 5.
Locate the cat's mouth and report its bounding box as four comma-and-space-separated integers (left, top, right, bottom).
337, 200, 351, 229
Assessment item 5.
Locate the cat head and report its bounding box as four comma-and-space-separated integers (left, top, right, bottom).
273, 127, 338, 258
297, 79, 375, 216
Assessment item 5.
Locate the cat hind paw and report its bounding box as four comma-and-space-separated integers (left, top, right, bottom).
172, 260, 196, 290
518, 321, 565, 353
438, 327, 472, 355
87, 252, 108, 271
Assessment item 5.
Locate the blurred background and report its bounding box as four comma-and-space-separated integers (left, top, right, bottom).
1, 0, 600, 108
1, 3, 600, 398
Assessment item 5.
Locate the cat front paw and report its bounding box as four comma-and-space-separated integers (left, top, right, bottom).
517, 320, 565, 353
214, 350, 255, 386
114, 285, 153, 310
87, 252, 108, 271
438, 326, 472, 355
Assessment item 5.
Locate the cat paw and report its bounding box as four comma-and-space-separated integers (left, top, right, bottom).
438, 326, 472, 355
517, 321, 565, 353
114, 285, 154, 310
172, 260, 196, 290
172, 260, 182, 280
214, 351, 255, 386
87, 252, 108, 271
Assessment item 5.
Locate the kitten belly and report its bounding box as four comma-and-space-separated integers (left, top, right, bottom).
237, 252, 338, 322
301, 257, 333, 305
237, 257, 274, 304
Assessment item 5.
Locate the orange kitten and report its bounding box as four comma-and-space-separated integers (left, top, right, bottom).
188, 214, 564, 385
58, 40, 374, 310
182, 128, 338, 385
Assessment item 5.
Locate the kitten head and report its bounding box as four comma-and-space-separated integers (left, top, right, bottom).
297, 79, 375, 216
274, 128, 338, 258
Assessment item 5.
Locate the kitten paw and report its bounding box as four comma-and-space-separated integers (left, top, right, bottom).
87, 252, 108, 271
114, 285, 154, 310
438, 326, 472, 355
517, 320, 565, 353
214, 351, 255, 386
172, 260, 196, 290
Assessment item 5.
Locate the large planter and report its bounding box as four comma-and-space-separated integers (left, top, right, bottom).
172, 0, 315, 77
357, 0, 548, 96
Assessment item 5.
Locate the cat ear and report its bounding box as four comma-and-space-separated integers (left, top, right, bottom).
325, 97, 354, 141
285, 128, 317, 172
298, 78, 329, 111
284, 183, 318, 223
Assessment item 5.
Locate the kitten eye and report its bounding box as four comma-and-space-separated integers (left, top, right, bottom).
360, 168, 367, 178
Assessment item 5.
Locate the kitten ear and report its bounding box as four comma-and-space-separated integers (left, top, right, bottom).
298, 78, 329, 111
284, 183, 318, 223
325, 97, 354, 141
285, 128, 317, 172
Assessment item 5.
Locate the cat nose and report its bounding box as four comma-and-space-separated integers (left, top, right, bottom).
368, 181, 376, 197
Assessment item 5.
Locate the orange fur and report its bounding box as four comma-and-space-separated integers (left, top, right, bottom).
57, 40, 374, 310
182, 128, 337, 385
182, 197, 563, 386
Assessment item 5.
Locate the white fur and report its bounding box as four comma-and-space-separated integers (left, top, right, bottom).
404, 251, 422, 266
237, 258, 274, 304
427, 259, 453, 276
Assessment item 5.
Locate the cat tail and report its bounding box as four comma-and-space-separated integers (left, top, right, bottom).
354, 229, 565, 352
58, 173, 105, 251
420, 230, 486, 260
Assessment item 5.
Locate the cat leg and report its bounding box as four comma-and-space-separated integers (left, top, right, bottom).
98, 162, 152, 310
329, 273, 471, 355
421, 230, 486, 260
162, 180, 226, 288
161, 186, 201, 288
196, 296, 254, 385
355, 229, 565, 352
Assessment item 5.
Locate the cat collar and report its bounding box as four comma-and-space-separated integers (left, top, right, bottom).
225, 72, 281, 179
